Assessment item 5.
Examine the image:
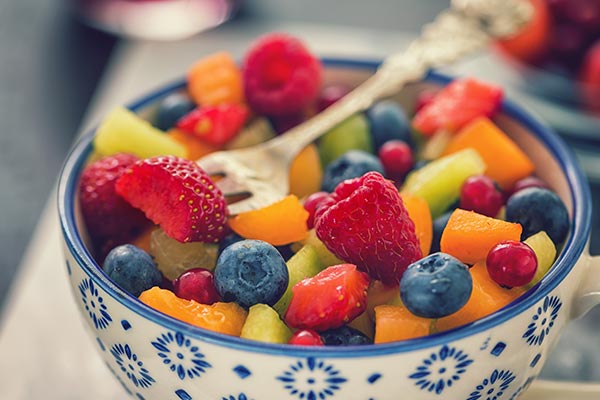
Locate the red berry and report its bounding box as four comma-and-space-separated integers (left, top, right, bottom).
284, 264, 369, 331
288, 329, 324, 346
116, 156, 228, 243
486, 240, 538, 287
173, 268, 221, 304
412, 78, 504, 136
509, 176, 549, 196
303, 191, 329, 229
378, 140, 414, 182
414, 89, 437, 113
176, 104, 249, 146
243, 33, 323, 117
460, 175, 504, 217
579, 39, 600, 112
269, 112, 305, 135
315, 172, 422, 285
79, 153, 150, 257
317, 84, 351, 112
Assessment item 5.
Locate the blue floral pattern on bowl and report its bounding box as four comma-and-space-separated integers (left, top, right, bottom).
111, 343, 155, 389
466, 369, 515, 400
277, 357, 347, 399
152, 331, 212, 379
79, 277, 112, 330
523, 296, 562, 346
409, 345, 474, 395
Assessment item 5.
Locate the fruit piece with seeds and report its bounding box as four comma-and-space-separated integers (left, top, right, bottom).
116, 155, 228, 243
176, 104, 249, 146
316, 172, 421, 285
285, 264, 369, 331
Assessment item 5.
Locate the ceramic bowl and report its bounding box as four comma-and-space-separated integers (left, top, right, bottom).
57, 59, 600, 400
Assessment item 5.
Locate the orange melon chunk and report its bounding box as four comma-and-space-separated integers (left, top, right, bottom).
187, 52, 244, 106
435, 261, 525, 332
401, 193, 433, 256
228, 194, 309, 246
440, 209, 522, 265
289, 144, 323, 198
139, 287, 247, 336
374, 305, 432, 343
442, 117, 535, 189
167, 128, 220, 160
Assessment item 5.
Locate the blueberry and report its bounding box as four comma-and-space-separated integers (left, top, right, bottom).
430, 211, 454, 253
320, 325, 372, 346
366, 100, 413, 150
506, 187, 569, 244
155, 92, 195, 131
102, 244, 162, 297
400, 252, 472, 319
321, 150, 384, 192
214, 239, 289, 308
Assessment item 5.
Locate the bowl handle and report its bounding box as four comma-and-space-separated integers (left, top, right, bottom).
570, 253, 600, 320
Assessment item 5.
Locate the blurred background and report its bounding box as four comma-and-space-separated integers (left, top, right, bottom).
1, 0, 600, 396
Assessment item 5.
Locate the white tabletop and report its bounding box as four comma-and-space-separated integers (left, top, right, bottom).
0, 20, 598, 399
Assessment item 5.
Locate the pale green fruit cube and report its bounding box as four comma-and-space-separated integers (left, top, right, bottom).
319, 114, 373, 166
524, 231, 557, 288
241, 304, 292, 344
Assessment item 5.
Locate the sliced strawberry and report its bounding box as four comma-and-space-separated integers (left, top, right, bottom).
79, 153, 151, 259
115, 155, 228, 243
176, 104, 249, 146
284, 264, 370, 332
412, 78, 504, 137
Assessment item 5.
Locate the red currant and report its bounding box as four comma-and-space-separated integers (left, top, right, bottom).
317, 85, 351, 112
460, 175, 504, 217
509, 176, 549, 197
303, 191, 329, 229
486, 240, 538, 287
288, 329, 324, 346
378, 140, 414, 182
173, 268, 221, 304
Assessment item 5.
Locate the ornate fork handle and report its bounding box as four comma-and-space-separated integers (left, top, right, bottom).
253, 0, 532, 170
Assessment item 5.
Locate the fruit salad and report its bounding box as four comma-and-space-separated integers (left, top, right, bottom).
78, 32, 570, 346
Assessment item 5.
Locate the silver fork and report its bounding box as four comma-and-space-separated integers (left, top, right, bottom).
197, 0, 533, 215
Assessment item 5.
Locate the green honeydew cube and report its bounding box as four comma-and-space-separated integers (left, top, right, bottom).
94, 106, 185, 158
524, 231, 557, 288
240, 304, 292, 344
401, 148, 486, 218
319, 114, 373, 166
273, 244, 324, 316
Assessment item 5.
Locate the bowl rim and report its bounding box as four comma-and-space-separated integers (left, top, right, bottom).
57, 58, 592, 357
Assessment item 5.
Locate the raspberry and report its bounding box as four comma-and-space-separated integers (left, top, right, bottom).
116, 156, 228, 243
315, 172, 422, 285
243, 33, 322, 117
79, 153, 150, 258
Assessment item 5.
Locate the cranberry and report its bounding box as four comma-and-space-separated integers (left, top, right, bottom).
565, 0, 600, 34
378, 140, 414, 182
509, 176, 549, 197
270, 112, 305, 135
550, 24, 588, 60
173, 268, 221, 304
317, 85, 351, 112
486, 240, 538, 287
303, 191, 329, 229
288, 329, 324, 346
459, 175, 504, 217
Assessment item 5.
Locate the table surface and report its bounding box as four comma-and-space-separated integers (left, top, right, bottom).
1, 2, 600, 399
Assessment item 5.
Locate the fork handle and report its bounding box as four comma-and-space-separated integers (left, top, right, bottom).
260, 0, 531, 164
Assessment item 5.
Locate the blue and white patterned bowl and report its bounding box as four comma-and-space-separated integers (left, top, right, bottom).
57, 59, 600, 400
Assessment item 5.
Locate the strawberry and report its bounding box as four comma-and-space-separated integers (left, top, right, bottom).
315, 172, 422, 285
284, 264, 369, 332
79, 153, 151, 258
176, 104, 249, 146
115, 155, 228, 243
243, 33, 322, 117
412, 78, 503, 137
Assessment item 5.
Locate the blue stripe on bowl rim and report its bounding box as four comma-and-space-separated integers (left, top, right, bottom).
57, 58, 592, 358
